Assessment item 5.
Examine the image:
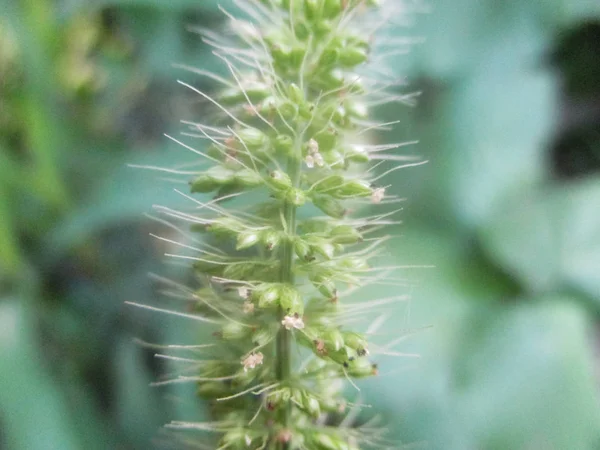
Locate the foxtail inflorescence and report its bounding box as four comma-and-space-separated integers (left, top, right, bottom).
140, 0, 423, 448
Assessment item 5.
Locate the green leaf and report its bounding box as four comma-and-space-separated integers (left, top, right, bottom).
47, 147, 203, 254
480, 178, 600, 304
350, 227, 600, 449
0, 299, 90, 450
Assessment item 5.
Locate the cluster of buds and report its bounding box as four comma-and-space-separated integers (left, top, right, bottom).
152, 0, 418, 448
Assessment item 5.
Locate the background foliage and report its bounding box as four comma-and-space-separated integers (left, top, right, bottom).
1, 0, 600, 448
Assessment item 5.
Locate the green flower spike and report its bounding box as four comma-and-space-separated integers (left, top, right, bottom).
132, 0, 426, 449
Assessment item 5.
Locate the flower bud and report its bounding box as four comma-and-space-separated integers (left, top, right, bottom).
303, 0, 321, 20
288, 82, 305, 105
347, 357, 377, 378
313, 433, 344, 450
222, 321, 250, 341
323, 0, 342, 18
237, 127, 268, 150
319, 47, 339, 67
330, 225, 362, 244
294, 239, 312, 260
197, 381, 229, 398
312, 194, 346, 219
339, 45, 368, 67
234, 169, 263, 187
190, 174, 220, 193
262, 229, 282, 250
266, 389, 284, 410
339, 256, 368, 271
322, 329, 345, 353
236, 230, 261, 250
279, 285, 304, 315
334, 179, 372, 198
345, 145, 370, 163
253, 283, 281, 309
190, 166, 234, 193
274, 134, 294, 155
252, 327, 275, 347
302, 392, 321, 417
311, 275, 337, 300
312, 174, 345, 193
342, 331, 369, 356
306, 237, 335, 259
269, 170, 293, 190
286, 188, 306, 206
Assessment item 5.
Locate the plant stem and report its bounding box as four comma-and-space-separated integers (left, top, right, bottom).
276, 154, 301, 448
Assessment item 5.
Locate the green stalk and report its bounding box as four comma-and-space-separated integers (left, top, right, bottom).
276, 153, 302, 447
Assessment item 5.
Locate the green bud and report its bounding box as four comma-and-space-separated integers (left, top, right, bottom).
312, 194, 346, 219
330, 225, 362, 244
299, 220, 332, 234
237, 127, 268, 150
322, 329, 344, 352
345, 100, 368, 119
315, 19, 333, 37
345, 145, 370, 163
295, 20, 311, 40
234, 169, 262, 187
347, 357, 378, 378
262, 230, 282, 250
197, 381, 229, 398
252, 283, 282, 309
266, 390, 284, 410
303, 392, 321, 417
290, 45, 306, 68
236, 231, 261, 250
221, 321, 250, 341
306, 237, 335, 259
271, 43, 292, 64
286, 188, 306, 206
339, 256, 368, 271
279, 100, 298, 120
334, 179, 372, 198
224, 261, 269, 280
314, 433, 342, 450
190, 166, 235, 193
252, 327, 275, 347
221, 429, 249, 447
269, 170, 292, 190
313, 129, 337, 152
311, 275, 337, 300
319, 47, 339, 67
311, 174, 345, 193
342, 331, 368, 355
279, 285, 304, 315
220, 81, 270, 105
190, 174, 219, 193
274, 134, 294, 155
323, 0, 342, 18
207, 217, 240, 238
303, 0, 321, 20
294, 239, 312, 260
288, 82, 305, 105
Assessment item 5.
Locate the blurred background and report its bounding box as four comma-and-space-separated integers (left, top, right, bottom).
1, 0, 600, 449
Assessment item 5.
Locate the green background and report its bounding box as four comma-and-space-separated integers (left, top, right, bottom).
1, 0, 600, 448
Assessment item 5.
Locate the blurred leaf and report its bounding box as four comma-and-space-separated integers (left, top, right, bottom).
539, 0, 600, 30
47, 147, 202, 254
354, 226, 600, 448
480, 177, 600, 304
99, 0, 230, 12
0, 299, 86, 450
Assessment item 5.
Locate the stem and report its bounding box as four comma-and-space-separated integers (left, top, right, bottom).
276, 154, 301, 448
